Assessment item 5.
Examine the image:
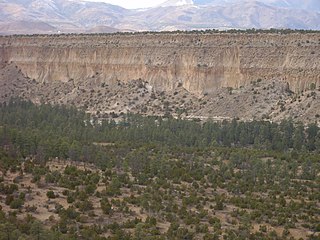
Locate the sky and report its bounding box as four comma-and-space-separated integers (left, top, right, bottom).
85, 0, 167, 9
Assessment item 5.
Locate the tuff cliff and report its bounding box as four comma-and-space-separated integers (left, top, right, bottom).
0, 33, 319, 95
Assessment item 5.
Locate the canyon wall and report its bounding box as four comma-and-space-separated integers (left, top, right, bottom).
0, 33, 319, 95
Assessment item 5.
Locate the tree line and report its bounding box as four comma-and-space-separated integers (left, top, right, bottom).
0, 99, 319, 167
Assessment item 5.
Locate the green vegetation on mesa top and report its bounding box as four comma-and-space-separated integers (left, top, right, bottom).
3, 28, 320, 39
0, 99, 319, 240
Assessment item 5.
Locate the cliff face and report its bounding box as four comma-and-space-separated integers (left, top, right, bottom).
0, 33, 319, 95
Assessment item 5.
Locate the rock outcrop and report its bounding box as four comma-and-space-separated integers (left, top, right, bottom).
0, 33, 319, 95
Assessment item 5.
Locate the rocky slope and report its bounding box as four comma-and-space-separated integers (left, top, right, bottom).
0, 32, 319, 123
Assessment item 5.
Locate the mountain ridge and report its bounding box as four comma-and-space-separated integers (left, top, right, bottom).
0, 0, 320, 34
161, 0, 320, 11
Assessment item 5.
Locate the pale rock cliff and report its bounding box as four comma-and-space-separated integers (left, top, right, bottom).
0, 33, 319, 95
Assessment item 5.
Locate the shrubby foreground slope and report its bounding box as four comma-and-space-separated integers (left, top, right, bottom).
0, 100, 319, 239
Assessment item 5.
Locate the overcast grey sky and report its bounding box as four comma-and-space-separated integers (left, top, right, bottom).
85, 0, 167, 9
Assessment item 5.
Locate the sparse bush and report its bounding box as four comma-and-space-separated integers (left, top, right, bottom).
10, 198, 24, 209
46, 190, 56, 199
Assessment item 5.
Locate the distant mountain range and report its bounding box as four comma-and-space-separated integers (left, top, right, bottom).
0, 0, 320, 34
162, 0, 320, 11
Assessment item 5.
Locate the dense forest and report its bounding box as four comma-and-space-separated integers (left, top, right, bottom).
0, 99, 319, 239
0, 99, 319, 165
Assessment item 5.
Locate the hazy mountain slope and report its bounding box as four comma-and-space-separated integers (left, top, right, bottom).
262, 0, 320, 12
130, 1, 320, 30
160, 0, 194, 7
0, 21, 56, 35
0, 0, 320, 34
0, 0, 128, 33
165, 0, 320, 11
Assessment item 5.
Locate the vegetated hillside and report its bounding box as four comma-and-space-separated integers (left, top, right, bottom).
0, 100, 319, 239
1, 0, 320, 34
0, 32, 319, 123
